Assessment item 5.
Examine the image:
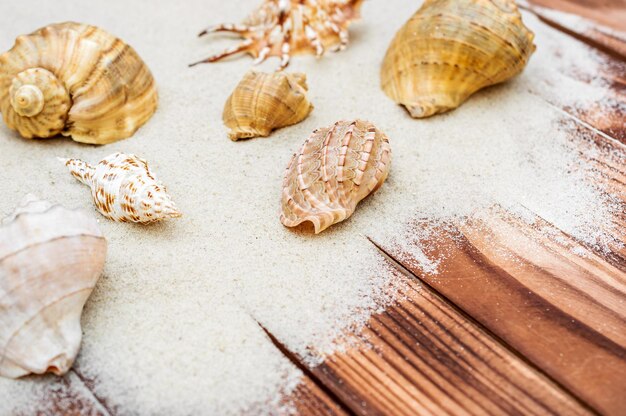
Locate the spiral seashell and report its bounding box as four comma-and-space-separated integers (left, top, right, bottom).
223, 70, 314, 140
380, 0, 536, 118
193, 0, 364, 70
281, 120, 391, 233
61, 153, 181, 224
0, 194, 106, 379
0, 22, 158, 144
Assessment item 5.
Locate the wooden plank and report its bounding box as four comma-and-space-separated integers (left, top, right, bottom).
12, 371, 110, 416
287, 378, 350, 416
266, 260, 591, 415
522, 0, 626, 143
374, 207, 626, 415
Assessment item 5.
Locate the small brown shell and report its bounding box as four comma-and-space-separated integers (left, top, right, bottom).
281, 120, 391, 233
223, 71, 313, 140
381, 0, 535, 118
0, 22, 158, 144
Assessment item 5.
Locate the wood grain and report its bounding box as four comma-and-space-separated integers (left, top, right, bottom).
373, 208, 626, 415
287, 378, 350, 416
266, 261, 592, 415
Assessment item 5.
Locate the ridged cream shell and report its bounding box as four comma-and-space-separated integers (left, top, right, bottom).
194, 0, 364, 69
0, 22, 158, 144
0, 194, 106, 379
281, 120, 391, 233
61, 153, 181, 223
223, 71, 313, 140
380, 0, 536, 118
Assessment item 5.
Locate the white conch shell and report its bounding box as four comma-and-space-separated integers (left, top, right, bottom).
0, 194, 106, 379
281, 120, 391, 233
0, 22, 158, 144
61, 153, 182, 223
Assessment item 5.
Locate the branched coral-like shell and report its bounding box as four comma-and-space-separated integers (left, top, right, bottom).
193, 0, 364, 70
381, 0, 535, 118
0, 22, 158, 144
61, 153, 181, 223
0, 195, 106, 379
281, 120, 391, 233
223, 70, 313, 140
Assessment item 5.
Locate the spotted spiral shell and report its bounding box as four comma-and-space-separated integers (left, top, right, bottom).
0, 22, 158, 144
281, 120, 391, 233
61, 153, 181, 223
381, 0, 535, 118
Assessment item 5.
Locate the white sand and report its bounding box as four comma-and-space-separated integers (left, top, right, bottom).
0, 1, 623, 414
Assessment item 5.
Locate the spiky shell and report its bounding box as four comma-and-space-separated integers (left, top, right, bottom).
0, 22, 158, 144
61, 153, 181, 223
380, 0, 536, 118
223, 71, 313, 140
194, 0, 364, 70
281, 120, 391, 233
0, 194, 106, 379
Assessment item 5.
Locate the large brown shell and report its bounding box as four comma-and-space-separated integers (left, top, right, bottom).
223, 71, 313, 140
193, 0, 364, 69
0, 22, 158, 144
281, 120, 391, 233
381, 0, 536, 118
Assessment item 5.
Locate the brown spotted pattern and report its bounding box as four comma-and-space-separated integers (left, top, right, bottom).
61, 153, 181, 224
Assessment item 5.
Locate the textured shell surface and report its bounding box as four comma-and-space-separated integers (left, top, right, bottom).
61, 152, 181, 224
193, 0, 364, 69
223, 70, 313, 140
380, 0, 536, 118
281, 120, 391, 234
0, 22, 158, 144
0, 194, 106, 379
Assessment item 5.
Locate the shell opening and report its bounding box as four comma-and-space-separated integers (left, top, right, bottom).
12, 85, 45, 117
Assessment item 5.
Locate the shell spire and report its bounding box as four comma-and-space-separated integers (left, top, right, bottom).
380, 0, 535, 118
223, 70, 314, 140
0, 22, 158, 143
281, 120, 391, 233
61, 153, 182, 223
0, 195, 106, 379
193, 0, 364, 70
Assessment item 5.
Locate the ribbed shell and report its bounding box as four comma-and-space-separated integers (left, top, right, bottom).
194, 0, 364, 70
0, 195, 106, 379
380, 0, 535, 118
61, 153, 181, 223
0, 22, 158, 143
223, 71, 313, 140
281, 120, 391, 233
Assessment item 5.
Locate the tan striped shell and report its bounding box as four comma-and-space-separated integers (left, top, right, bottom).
223, 71, 313, 140
0, 195, 106, 379
61, 153, 181, 223
381, 0, 535, 118
281, 120, 391, 233
0, 22, 158, 144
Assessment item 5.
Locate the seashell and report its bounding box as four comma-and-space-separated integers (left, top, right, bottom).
281, 120, 391, 233
61, 153, 181, 223
0, 22, 158, 144
0, 194, 106, 379
192, 0, 364, 70
223, 70, 313, 140
380, 0, 535, 118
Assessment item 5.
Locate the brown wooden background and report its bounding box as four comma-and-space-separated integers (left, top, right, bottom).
18, 1, 626, 415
